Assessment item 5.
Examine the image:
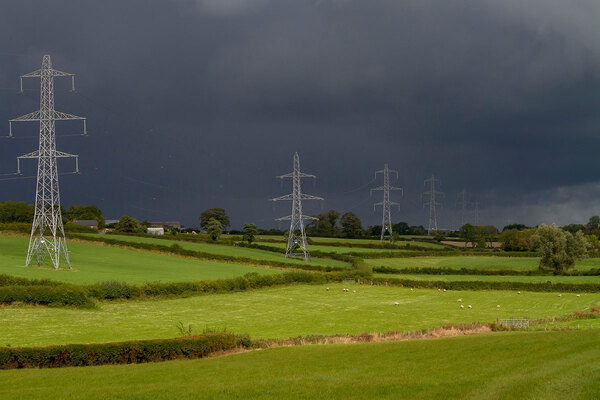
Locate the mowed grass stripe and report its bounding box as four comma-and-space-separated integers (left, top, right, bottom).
0, 236, 281, 285
0, 330, 598, 399
1, 283, 598, 347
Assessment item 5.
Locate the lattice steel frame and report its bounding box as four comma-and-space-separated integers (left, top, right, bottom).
10, 55, 85, 269
424, 174, 444, 235
371, 163, 402, 242
271, 152, 323, 261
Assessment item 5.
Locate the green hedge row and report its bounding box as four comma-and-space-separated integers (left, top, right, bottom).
372, 266, 600, 276
0, 284, 94, 308
69, 234, 349, 272
0, 275, 61, 287
0, 333, 248, 369
0, 271, 361, 307
372, 277, 600, 293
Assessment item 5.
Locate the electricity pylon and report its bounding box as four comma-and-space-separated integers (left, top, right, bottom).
423, 174, 444, 235
271, 152, 323, 261
371, 163, 402, 242
457, 189, 468, 227
10, 55, 86, 269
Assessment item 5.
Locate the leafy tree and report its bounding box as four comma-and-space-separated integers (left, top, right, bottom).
206, 218, 223, 241
392, 222, 410, 235
459, 224, 478, 247
501, 224, 529, 232
482, 225, 499, 248
115, 216, 145, 233
242, 223, 258, 244
585, 234, 600, 251
366, 225, 382, 237
340, 212, 364, 238
408, 225, 427, 236
499, 228, 535, 251
433, 230, 446, 242
586, 216, 600, 232
530, 224, 589, 273
562, 224, 585, 234
307, 210, 340, 236
0, 201, 34, 223
200, 208, 230, 230
65, 205, 105, 228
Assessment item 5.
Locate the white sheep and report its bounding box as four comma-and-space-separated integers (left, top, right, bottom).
497, 305, 501, 308
468, 305, 472, 309
558, 294, 562, 297
438, 288, 441, 292
577, 294, 581, 297
457, 299, 462, 302
517, 291, 521, 295
394, 302, 399, 306
326, 287, 329, 291
410, 288, 414, 291
443, 289, 447, 292
460, 305, 464, 309
353, 290, 356, 293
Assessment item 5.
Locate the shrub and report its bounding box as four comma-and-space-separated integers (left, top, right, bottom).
0, 285, 94, 308
0, 333, 246, 369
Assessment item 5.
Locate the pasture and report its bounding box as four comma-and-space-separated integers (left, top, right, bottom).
1, 283, 598, 347
0, 330, 598, 399
0, 235, 281, 284
373, 273, 600, 284
366, 255, 600, 272
79, 233, 349, 268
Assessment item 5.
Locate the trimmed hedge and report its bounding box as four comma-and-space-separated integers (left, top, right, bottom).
372, 266, 600, 277
0, 271, 364, 307
371, 277, 600, 293
0, 333, 248, 369
0, 284, 94, 308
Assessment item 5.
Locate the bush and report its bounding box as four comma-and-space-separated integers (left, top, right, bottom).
0, 285, 94, 308
0, 333, 246, 369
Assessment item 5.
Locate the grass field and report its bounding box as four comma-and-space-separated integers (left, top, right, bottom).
80, 233, 349, 268
1, 283, 598, 347
373, 273, 600, 284
257, 235, 446, 249
0, 330, 598, 399
257, 241, 416, 254
0, 235, 281, 285
366, 256, 600, 272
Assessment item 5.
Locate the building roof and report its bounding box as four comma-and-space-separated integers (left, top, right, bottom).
73, 219, 98, 227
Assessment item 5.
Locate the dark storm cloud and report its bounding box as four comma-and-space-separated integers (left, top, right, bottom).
1, 0, 599, 229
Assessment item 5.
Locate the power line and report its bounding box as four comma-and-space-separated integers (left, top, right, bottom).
371, 163, 402, 242
271, 152, 323, 261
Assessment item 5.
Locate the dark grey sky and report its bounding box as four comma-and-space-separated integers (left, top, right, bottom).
1, 0, 599, 229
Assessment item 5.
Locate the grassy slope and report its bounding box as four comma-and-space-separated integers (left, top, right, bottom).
0, 236, 280, 285
257, 235, 446, 248
0, 330, 598, 400
81, 233, 349, 268
1, 283, 598, 347
373, 273, 600, 284
366, 256, 600, 271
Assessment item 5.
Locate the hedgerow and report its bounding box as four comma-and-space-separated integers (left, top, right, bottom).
0, 284, 94, 308
371, 277, 600, 293
0, 333, 248, 369
372, 266, 600, 276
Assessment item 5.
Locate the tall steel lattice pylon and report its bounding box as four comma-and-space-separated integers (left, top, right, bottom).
423, 174, 444, 235
10, 55, 86, 269
371, 163, 402, 242
271, 152, 323, 261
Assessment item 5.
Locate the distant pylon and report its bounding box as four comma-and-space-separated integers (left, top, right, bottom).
423, 174, 444, 235
10, 55, 86, 269
457, 189, 469, 227
371, 163, 402, 242
271, 152, 323, 261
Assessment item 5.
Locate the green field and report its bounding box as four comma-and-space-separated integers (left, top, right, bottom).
2, 283, 598, 347
0, 235, 281, 284
1, 330, 598, 399
80, 233, 349, 268
257, 235, 447, 249
373, 273, 600, 284
366, 256, 600, 271
257, 241, 416, 254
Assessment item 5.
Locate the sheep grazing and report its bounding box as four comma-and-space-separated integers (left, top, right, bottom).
410, 288, 414, 291
394, 302, 399, 306
558, 294, 562, 297
460, 305, 464, 309
438, 289, 441, 292
457, 299, 462, 302
497, 305, 501, 308
468, 305, 472, 309
326, 287, 329, 291
577, 294, 581, 297
443, 289, 447, 292
353, 290, 356, 293
517, 291, 521, 295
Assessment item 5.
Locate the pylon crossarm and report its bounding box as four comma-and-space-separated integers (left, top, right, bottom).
53, 111, 84, 121
55, 151, 78, 158
49, 68, 74, 77
10, 110, 41, 122
299, 194, 323, 201
20, 69, 42, 78
275, 215, 293, 221
271, 194, 294, 201
17, 151, 39, 159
